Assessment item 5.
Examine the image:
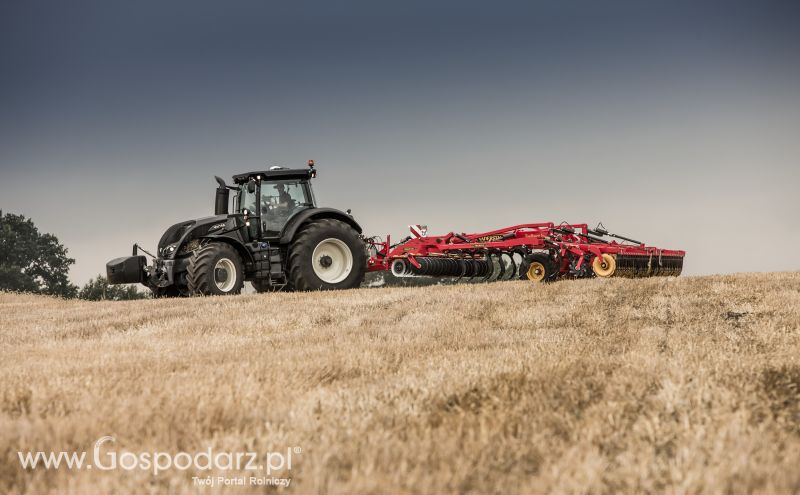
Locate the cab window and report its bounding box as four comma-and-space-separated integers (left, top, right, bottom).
260, 181, 311, 237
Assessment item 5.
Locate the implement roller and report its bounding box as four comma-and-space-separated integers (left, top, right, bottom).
365, 222, 684, 283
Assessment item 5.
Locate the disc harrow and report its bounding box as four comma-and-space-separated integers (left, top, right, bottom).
392, 255, 494, 279
365, 222, 684, 283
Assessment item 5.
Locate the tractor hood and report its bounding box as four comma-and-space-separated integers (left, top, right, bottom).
157, 215, 229, 256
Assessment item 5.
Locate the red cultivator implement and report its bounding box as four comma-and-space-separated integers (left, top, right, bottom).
365, 222, 684, 282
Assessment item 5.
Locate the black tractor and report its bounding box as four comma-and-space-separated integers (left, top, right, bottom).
106, 161, 366, 296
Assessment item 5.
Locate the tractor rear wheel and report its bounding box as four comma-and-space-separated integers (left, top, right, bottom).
187, 242, 244, 296
288, 219, 366, 291
519, 253, 556, 283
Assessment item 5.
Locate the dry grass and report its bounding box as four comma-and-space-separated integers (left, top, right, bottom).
2, 273, 800, 494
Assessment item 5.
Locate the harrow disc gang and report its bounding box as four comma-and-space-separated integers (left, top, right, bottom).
392, 256, 493, 278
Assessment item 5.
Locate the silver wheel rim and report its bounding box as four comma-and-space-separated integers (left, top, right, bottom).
312, 238, 353, 284
214, 258, 237, 292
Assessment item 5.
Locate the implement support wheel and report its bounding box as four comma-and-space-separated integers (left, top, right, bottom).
526, 261, 547, 282
520, 253, 554, 282
592, 253, 616, 278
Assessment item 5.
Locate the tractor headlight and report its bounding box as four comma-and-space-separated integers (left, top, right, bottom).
162, 243, 178, 258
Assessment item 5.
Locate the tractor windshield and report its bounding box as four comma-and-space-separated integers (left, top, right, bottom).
259, 180, 313, 237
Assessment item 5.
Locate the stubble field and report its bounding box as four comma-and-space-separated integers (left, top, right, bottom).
2, 272, 799, 494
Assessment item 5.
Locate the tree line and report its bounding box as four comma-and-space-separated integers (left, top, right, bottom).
0, 211, 146, 300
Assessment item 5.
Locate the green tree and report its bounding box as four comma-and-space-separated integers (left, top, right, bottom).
78, 275, 147, 301
0, 211, 78, 298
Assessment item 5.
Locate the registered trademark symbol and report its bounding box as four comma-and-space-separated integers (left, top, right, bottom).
293, 447, 302, 454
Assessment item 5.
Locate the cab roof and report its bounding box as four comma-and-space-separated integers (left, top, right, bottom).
231, 168, 315, 184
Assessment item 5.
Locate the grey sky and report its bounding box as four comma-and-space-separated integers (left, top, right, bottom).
1, 1, 798, 284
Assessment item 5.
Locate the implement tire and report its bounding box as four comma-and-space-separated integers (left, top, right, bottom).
187, 242, 244, 296
519, 253, 557, 283
288, 218, 366, 291
592, 253, 616, 278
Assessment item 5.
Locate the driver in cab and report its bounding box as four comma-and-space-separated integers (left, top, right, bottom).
275, 183, 294, 210
261, 183, 297, 233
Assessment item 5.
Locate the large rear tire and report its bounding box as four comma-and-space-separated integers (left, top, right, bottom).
288, 219, 366, 291
187, 243, 244, 296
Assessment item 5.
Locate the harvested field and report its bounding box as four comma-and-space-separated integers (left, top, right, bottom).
2, 272, 799, 494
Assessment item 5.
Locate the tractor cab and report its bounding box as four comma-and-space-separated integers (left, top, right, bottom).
225, 162, 318, 240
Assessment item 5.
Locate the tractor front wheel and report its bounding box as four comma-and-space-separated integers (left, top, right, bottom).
187, 242, 244, 296
288, 219, 366, 291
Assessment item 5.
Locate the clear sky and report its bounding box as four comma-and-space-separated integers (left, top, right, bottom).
1, 1, 799, 284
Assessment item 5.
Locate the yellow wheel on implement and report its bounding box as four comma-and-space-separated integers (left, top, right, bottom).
592, 253, 616, 278
526, 261, 547, 282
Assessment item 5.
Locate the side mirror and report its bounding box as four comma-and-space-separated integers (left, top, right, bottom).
247, 179, 256, 194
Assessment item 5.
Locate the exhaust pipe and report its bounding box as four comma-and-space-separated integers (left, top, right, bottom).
214, 176, 230, 215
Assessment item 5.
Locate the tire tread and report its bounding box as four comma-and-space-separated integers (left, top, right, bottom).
287, 218, 365, 291
187, 243, 243, 295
